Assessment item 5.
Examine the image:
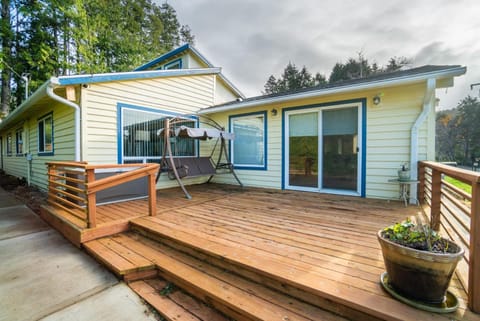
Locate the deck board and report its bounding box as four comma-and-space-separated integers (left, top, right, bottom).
45, 184, 479, 320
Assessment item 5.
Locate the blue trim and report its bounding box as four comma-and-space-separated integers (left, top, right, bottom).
117, 103, 197, 164
134, 44, 190, 71
164, 58, 183, 70
281, 98, 367, 197
229, 111, 267, 171
56, 68, 220, 86
37, 112, 54, 157
361, 98, 367, 197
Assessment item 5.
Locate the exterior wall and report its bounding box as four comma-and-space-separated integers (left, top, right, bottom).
0, 101, 75, 191
81, 74, 217, 189
205, 81, 432, 200
213, 76, 239, 105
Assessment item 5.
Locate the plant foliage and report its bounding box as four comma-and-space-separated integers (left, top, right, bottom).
381, 219, 457, 253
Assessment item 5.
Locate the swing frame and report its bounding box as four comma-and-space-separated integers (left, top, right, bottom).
156, 115, 243, 199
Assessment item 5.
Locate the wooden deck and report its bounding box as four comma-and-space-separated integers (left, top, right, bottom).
41, 183, 480, 321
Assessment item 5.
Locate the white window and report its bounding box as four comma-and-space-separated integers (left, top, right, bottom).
120, 105, 195, 164
38, 114, 53, 154
230, 112, 266, 169
16, 128, 23, 155
6, 134, 12, 156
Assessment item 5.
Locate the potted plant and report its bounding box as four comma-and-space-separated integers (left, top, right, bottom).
377, 219, 464, 306
398, 163, 410, 181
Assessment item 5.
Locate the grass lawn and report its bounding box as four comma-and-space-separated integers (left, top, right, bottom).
444, 176, 472, 194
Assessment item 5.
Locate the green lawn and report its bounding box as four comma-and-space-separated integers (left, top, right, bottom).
444, 176, 472, 194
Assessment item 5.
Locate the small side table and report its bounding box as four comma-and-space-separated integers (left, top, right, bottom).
388, 179, 419, 206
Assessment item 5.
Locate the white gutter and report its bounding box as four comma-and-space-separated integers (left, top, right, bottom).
409, 77, 436, 203
46, 82, 81, 161
198, 66, 466, 114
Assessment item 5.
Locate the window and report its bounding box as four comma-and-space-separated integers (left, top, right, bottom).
120, 105, 196, 164
164, 58, 182, 70
16, 128, 23, 155
6, 134, 12, 156
38, 114, 53, 155
230, 112, 266, 169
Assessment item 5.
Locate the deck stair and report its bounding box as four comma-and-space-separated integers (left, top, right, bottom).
82, 214, 472, 321
84, 231, 348, 321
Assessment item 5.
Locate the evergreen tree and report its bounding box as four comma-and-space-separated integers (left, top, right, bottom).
0, 0, 195, 115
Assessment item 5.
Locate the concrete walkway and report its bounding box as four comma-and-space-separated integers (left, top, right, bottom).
0, 187, 158, 321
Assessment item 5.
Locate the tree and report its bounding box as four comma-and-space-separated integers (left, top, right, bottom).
265, 54, 413, 95
1, 0, 12, 116
455, 96, 480, 164
263, 62, 327, 94
0, 0, 194, 116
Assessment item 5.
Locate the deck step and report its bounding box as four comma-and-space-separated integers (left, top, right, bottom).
130, 279, 230, 321
130, 216, 459, 321
86, 232, 348, 321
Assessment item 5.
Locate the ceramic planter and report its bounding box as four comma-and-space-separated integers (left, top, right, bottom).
377, 230, 464, 304
397, 169, 410, 181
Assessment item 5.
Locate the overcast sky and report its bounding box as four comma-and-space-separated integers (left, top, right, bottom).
167, 0, 480, 110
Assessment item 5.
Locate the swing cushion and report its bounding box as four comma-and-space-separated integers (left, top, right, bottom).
167, 157, 216, 178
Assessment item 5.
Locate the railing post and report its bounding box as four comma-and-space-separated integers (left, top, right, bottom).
148, 169, 157, 217
47, 164, 56, 202
85, 168, 97, 228
430, 168, 442, 231
417, 162, 425, 204
469, 181, 480, 312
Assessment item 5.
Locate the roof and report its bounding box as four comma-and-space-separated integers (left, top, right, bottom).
198, 65, 466, 114
0, 68, 221, 131
134, 44, 245, 99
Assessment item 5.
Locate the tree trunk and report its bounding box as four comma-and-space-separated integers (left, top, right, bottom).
1, 0, 12, 117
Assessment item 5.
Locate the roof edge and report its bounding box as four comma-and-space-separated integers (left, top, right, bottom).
53, 68, 221, 86
199, 66, 466, 114
0, 80, 51, 131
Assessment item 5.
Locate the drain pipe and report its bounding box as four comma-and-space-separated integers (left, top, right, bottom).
410, 77, 436, 203
46, 82, 81, 161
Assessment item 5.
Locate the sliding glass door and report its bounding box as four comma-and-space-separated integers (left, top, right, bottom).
285, 104, 361, 195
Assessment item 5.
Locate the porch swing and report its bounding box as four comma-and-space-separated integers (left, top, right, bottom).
155, 116, 243, 199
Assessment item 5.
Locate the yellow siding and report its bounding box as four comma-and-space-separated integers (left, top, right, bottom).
0, 102, 75, 191
205, 82, 432, 200
81, 74, 216, 165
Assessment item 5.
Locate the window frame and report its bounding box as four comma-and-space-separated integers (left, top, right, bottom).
229, 111, 267, 170
38, 113, 54, 156
15, 128, 24, 156
6, 134, 12, 156
164, 58, 182, 70
117, 103, 198, 164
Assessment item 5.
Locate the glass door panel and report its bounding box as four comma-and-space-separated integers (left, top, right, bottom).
288, 112, 318, 188
322, 107, 358, 191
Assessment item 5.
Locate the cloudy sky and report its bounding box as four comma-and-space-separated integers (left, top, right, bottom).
168, 0, 480, 109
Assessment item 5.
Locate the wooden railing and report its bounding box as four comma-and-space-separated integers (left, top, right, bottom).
46, 161, 159, 229
418, 161, 480, 312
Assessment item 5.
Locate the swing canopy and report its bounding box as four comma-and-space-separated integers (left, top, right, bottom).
158, 126, 235, 141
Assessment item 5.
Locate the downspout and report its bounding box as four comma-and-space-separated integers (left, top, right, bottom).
410, 77, 436, 203
46, 83, 81, 161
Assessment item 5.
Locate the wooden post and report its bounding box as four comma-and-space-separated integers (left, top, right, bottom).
469, 181, 480, 312
417, 162, 425, 205
148, 169, 157, 217
47, 164, 56, 202
85, 168, 97, 228
430, 168, 442, 231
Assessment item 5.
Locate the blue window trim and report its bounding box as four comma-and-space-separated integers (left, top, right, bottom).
164, 58, 183, 70
37, 112, 54, 156
281, 98, 367, 197
117, 103, 198, 164
229, 111, 268, 171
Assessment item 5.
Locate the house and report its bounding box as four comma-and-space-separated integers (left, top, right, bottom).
0, 44, 466, 202
0, 44, 242, 193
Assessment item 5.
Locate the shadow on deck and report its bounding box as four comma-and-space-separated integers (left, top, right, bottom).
40, 183, 479, 321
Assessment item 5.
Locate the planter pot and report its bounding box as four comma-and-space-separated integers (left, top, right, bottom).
397, 169, 410, 181
377, 230, 464, 304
